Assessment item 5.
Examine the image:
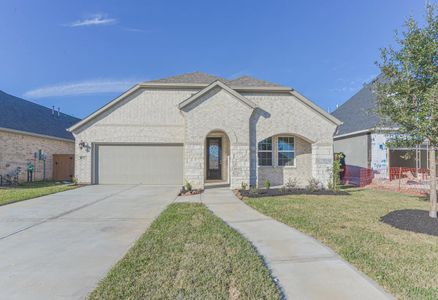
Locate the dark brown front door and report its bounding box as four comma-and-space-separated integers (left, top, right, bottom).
53, 154, 74, 181
207, 137, 222, 180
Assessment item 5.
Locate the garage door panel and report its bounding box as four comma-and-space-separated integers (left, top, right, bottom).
96, 144, 183, 185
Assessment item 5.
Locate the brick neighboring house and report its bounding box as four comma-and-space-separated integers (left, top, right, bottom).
69, 72, 341, 189
0, 90, 80, 183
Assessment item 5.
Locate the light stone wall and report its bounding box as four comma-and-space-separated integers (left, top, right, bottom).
257, 136, 312, 187
181, 87, 253, 189
0, 130, 74, 182
245, 92, 337, 186
73, 87, 337, 188
73, 88, 196, 184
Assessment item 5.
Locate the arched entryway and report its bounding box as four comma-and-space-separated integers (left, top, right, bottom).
205, 130, 231, 184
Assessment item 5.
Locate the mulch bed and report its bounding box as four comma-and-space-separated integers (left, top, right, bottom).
178, 189, 204, 196
381, 209, 438, 237
235, 188, 349, 199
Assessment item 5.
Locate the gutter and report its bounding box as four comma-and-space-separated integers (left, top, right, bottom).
0, 127, 75, 143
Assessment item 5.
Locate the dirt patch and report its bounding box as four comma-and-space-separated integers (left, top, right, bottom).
381, 209, 438, 237
178, 189, 203, 196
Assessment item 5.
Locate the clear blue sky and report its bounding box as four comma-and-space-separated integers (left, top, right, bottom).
0, 0, 433, 119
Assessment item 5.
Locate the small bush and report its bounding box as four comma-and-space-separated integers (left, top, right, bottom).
185, 180, 192, 192
249, 186, 259, 195
241, 182, 248, 190
306, 178, 321, 192
285, 177, 298, 190
280, 186, 287, 194
264, 179, 271, 189
72, 177, 78, 185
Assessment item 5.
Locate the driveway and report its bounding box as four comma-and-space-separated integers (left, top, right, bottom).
0, 185, 177, 300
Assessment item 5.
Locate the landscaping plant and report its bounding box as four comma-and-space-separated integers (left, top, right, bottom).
263, 179, 271, 190
328, 153, 344, 192
375, 4, 438, 218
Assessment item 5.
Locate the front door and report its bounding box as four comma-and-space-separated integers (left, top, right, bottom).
207, 137, 222, 180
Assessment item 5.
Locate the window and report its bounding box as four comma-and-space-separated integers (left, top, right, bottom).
277, 137, 295, 166
258, 137, 272, 166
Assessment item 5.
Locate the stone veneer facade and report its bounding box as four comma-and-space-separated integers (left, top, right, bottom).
0, 130, 75, 182
72, 85, 338, 189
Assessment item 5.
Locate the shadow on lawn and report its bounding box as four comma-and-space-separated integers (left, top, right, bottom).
381, 209, 438, 237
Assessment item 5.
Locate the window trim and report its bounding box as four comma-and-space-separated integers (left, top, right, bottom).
277, 136, 295, 167
258, 137, 273, 166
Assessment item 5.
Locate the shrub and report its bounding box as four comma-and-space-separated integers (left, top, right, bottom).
285, 177, 298, 190
241, 182, 248, 190
263, 179, 271, 189
249, 186, 259, 196
185, 180, 192, 192
306, 177, 321, 192
329, 153, 344, 192
280, 186, 287, 194
72, 177, 78, 185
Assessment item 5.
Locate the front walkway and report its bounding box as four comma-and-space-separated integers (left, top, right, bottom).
201, 188, 393, 300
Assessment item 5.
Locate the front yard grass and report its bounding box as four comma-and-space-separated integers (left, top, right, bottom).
0, 181, 78, 206
245, 188, 438, 300
89, 203, 280, 300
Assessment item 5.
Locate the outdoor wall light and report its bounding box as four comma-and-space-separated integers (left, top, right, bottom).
79, 140, 89, 151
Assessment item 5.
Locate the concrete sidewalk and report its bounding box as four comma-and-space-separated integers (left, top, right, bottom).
202, 188, 393, 300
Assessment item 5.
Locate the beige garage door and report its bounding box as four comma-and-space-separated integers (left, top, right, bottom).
96, 144, 183, 185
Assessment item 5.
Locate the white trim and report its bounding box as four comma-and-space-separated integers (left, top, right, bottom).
178, 81, 257, 110
334, 127, 399, 139
0, 127, 74, 143
334, 129, 372, 139
289, 90, 342, 126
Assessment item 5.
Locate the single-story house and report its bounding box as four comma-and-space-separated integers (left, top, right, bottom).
0, 90, 80, 182
69, 72, 341, 189
331, 79, 431, 184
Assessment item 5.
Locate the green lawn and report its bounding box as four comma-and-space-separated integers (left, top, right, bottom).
245, 188, 438, 300
0, 181, 78, 206
89, 203, 280, 300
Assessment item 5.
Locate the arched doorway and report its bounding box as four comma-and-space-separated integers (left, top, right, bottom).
205, 130, 231, 184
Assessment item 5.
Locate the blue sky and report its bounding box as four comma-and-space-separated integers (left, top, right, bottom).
0, 0, 432, 119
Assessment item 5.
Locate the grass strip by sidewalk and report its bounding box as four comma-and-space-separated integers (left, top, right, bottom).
89, 203, 281, 300
246, 188, 438, 300
0, 181, 78, 206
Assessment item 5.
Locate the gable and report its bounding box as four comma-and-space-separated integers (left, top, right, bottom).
178, 81, 257, 111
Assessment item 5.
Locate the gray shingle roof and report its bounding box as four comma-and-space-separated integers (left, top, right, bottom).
0, 90, 80, 140
147, 72, 285, 87
331, 81, 381, 136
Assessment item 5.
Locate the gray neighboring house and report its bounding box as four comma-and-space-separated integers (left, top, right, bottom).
332, 80, 430, 184
0, 90, 80, 182
69, 72, 341, 189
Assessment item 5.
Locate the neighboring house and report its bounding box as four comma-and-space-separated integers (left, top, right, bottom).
332, 80, 430, 184
0, 90, 80, 182
69, 72, 341, 189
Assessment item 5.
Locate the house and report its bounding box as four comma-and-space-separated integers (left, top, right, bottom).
0, 90, 80, 182
69, 72, 341, 189
331, 80, 430, 184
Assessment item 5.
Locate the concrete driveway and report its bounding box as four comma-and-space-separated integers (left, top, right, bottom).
0, 185, 177, 300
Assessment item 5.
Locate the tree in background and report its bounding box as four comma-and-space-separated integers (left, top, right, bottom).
375, 4, 438, 218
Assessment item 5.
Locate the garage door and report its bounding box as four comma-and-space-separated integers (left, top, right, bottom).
95, 144, 183, 185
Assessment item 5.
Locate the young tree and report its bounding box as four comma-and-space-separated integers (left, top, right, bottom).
375, 4, 438, 218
